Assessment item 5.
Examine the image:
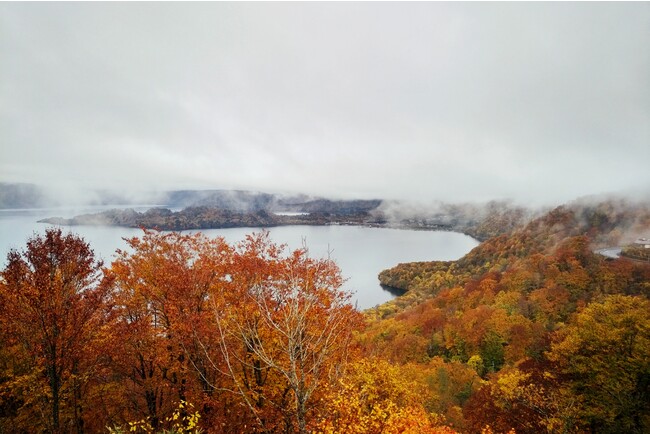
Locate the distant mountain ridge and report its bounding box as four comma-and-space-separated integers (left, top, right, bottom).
160, 190, 277, 211
0, 183, 381, 214
0, 183, 55, 209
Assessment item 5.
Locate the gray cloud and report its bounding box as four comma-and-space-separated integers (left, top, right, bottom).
1, 2, 648, 205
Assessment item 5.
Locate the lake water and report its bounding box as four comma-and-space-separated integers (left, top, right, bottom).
0, 207, 479, 309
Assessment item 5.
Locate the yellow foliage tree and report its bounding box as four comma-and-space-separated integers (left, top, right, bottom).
314, 358, 456, 434
547, 295, 650, 432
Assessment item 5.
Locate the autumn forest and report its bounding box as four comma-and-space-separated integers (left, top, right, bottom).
1, 198, 649, 434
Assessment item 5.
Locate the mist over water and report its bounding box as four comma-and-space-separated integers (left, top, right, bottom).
0, 208, 478, 310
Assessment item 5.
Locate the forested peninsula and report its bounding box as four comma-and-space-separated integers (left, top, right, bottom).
38, 205, 380, 231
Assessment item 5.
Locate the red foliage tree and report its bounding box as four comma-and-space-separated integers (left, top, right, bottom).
0, 228, 112, 433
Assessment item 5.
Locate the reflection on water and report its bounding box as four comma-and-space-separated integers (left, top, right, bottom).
0, 207, 479, 310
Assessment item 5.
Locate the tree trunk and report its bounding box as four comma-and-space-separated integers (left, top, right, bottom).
48, 363, 60, 433
296, 394, 307, 434
73, 360, 84, 434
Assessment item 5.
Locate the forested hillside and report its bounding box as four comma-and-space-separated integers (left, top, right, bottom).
0, 198, 648, 433
368, 198, 650, 432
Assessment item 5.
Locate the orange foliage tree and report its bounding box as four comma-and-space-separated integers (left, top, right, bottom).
105, 230, 363, 433
0, 228, 112, 433
205, 233, 363, 433
107, 230, 232, 430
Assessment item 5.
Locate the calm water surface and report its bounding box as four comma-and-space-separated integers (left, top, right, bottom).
0, 208, 479, 309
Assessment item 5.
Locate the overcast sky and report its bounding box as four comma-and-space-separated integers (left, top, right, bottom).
1, 2, 648, 205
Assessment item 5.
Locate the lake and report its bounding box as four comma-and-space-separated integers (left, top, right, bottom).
0, 207, 479, 309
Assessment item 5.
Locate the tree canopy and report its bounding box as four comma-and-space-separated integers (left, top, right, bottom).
1, 199, 649, 433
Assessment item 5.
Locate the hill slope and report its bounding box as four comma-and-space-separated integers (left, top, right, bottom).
362, 198, 650, 432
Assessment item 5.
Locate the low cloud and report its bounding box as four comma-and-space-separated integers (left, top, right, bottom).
1, 3, 648, 206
